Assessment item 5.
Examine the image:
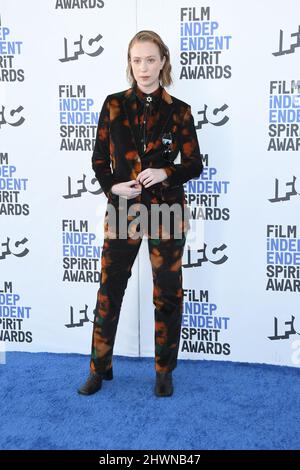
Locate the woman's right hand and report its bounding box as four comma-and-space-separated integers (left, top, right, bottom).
111, 180, 142, 199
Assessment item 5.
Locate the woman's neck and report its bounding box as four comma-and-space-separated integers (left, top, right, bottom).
137, 82, 160, 95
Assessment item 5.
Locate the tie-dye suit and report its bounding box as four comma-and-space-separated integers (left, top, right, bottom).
89, 86, 203, 374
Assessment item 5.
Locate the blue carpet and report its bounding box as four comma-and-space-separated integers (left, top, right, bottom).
0, 352, 299, 450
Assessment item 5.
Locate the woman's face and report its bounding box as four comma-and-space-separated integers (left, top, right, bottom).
130, 40, 165, 92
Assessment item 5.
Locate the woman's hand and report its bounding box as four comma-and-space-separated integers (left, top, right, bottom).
136, 168, 167, 188
111, 180, 142, 199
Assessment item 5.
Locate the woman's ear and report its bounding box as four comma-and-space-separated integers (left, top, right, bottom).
161, 56, 166, 69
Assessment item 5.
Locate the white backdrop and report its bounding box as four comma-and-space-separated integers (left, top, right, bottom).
1, 0, 300, 368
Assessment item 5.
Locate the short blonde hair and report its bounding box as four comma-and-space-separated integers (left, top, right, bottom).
127, 30, 173, 87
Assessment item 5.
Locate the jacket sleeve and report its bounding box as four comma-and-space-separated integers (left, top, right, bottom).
163, 105, 203, 187
92, 95, 116, 198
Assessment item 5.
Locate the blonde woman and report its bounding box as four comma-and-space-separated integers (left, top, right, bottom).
78, 30, 203, 397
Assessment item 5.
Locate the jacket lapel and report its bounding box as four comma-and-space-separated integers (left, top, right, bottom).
123, 89, 140, 154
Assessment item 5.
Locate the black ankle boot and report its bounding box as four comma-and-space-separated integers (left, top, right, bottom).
154, 371, 173, 397
77, 367, 113, 396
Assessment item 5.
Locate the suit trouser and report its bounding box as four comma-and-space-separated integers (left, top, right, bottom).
89, 194, 188, 374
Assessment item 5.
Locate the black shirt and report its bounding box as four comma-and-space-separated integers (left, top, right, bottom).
133, 84, 163, 156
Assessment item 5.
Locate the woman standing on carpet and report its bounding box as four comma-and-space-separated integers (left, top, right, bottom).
78, 30, 203, 397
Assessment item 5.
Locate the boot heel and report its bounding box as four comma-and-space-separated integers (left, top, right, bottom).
103, 367, 113, 381
154, 371, 173, 397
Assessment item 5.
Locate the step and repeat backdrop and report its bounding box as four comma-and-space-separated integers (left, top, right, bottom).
1, 0, 299, 367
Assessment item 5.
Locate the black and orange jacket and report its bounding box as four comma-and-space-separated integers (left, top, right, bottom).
92, 86, 203, 203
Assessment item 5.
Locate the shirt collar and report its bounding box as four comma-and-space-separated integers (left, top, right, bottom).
134, 84, 163, 108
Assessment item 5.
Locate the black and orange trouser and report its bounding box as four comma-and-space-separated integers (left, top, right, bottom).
89, 192, 189, 374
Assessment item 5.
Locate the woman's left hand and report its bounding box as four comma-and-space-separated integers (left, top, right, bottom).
136, 168, 167, 188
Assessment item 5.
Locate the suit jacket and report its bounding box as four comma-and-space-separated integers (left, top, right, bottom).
92, 86, 203, 205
